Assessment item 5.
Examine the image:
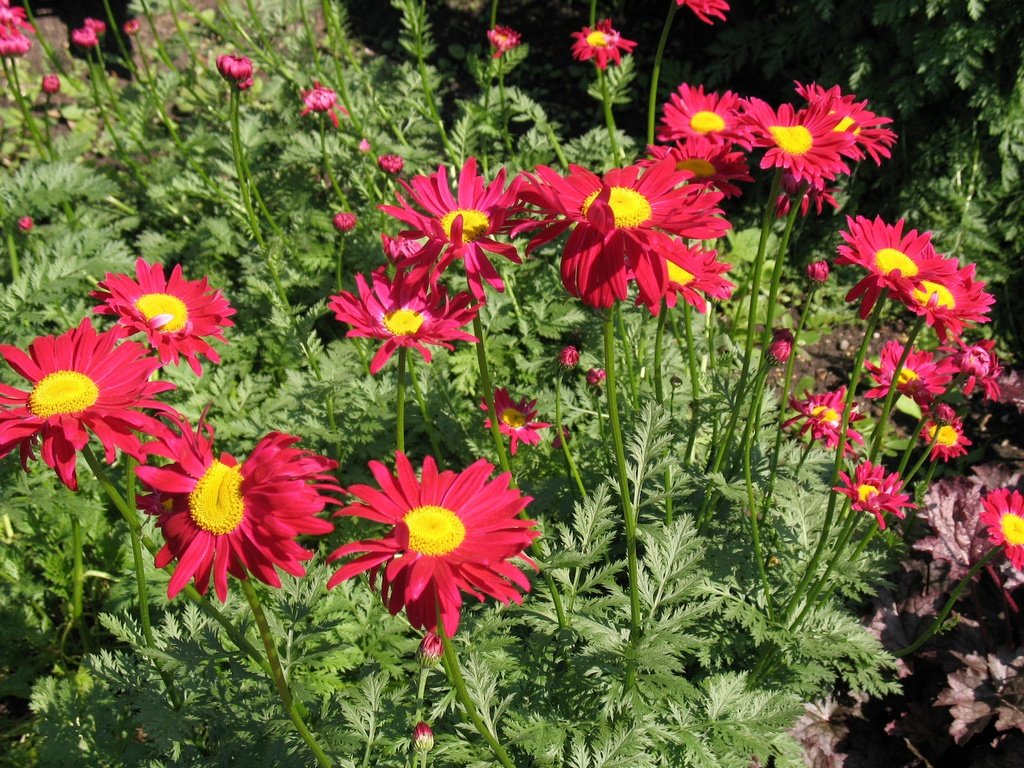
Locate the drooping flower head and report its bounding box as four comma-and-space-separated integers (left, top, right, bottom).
657, 84, 748, 146
329, 267, 479, 375
742, 98, 856, 186
905, 261, 994, 343
300, 81, 348, 128
863, 340, 956, 407
487, 25, 521, 58
0, 319, 174, 490
518, 159, 730, 313
920, 414, 971, 462
835, 461, 915, 530
944, 337, 1001, 400
980, 489, 1024, 571
327, 453, 539, 637
0, 1, 32, 57
570, 19, 636, 70
784, 387, 865, 455
482, 387, 551, 455
676, 0, 729, 24
663, 243, 735, 313
835, 215, 954, 319
642, 137, 752, 198
136, 416, 339, 602
92, 258, 236, 376
796, 81, 897, 165
586, 368, 606, 387
380, 157, 523, 300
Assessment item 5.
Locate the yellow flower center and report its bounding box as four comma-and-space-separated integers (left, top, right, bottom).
188, 460, 245, 535
382, 308, 425, 336
440, 209, 491, 243
403, 505, 466, 556
585, 30, 608, 46
874, 247, 919, 277
897, 367, 920, 387
1001, 513, 1024, 546
581, 187, 653, 228
857, 484, 879, 503
913, 280, 956, 310
929, 424, 960, 447
676, 158, 717, 177
667, 261, 696, 286
834, 116, 857, 133
500, 407, 526, 428
768, 125, 813, 156
689, 110, 726, 134
811, 405, 840, 424
135, 292, 189, 332
28, 371, 100, 418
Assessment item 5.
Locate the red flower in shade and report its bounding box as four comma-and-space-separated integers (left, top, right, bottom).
0, 2, 32, 57
329, 267, 479, 375
834, 461, 915, 530
92, 259, 236, 377
676, 0, 729, 24
742, 98, 856, 186
920, 415, 971, 462
518, 159, 730, 312
835, 215, 955, 319
300, 81, 348, 128
863, 340, 956, 407
570, 19, 636, 70
136, 416, 339, 601
657, 84, 748, 146
796, 81, 897, 165
380, 157, 523, 300
327, 453, 539, 637
905, 261, 995, 343
482, 387, 551, 455
784, 387, 865, 456
642, 137, 752, 198
944, 337, 1002, 400
0, 319, 173, 490
663, 243, 735, 313
487, 25, 521, 58
980, 489, 1024, 571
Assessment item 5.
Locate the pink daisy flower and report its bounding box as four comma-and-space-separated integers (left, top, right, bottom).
921, 415, 971, 462
676, 0, 729, 24
482, 387, 551, 455
487, 25, 521, 58
784, 387, 865, 456
663, 243, 735, 312
300, 81, 348, 128
642, 137, 752, 198
657, 84, 748, 146
944, 338, 1001, 400
329, 267, 479, 375
92, 258, 236, 377
570, 19, 636, 70
835, 461, 915, 530
980, 489, 1024, 571
796, 81, 897, 165
863, 340, 956, 407
905, 261, 995, 343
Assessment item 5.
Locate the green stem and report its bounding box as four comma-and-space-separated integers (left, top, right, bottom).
739, 361, 774, 619
542, 121, 569, 169
439, 629, 517, 768
646, 1, 678, 146
412, 0, 455, 161
240, 579, 333, 767
70, 516, 92, 654
615, 304, 639, 406
472, 314, 512, 475
653, 302, 668, 404
867, 317, 927, 463
396, 347, 407, 455
6, 228, 20, 282
3, 58, 49, 158
229, 89, 266, 248
320, 122, 350, 208
555, 375, 587, 498
597, 68, 623, 165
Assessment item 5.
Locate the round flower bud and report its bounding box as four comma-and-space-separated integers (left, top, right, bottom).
123, 19, 140, 36
768, 328, 794, 366
931, 402, 956, 426
378, 154, 404, 175
41, 74, 61, 95
216, 54, 254, 86
806, 260, 830, 284
358, 138, 371, 153
558, 345, 580, 369
332, 212, 358, 233
417, 631, 443, 667
413, 722, 434, 753
18, 216, 34, 233
586, 368, 606, 387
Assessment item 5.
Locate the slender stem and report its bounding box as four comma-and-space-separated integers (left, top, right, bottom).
542, 121, 569, 169
472, 314, 512, 475
646, 1, 678, 146
867, 317, 926, 463
439, 629, 516, 768
615, 304, 639, 406
739, 361, 774, 620
412, 0, 455, 161
3, 58, 49, 158
229, 89, 266, 248
70, 516, 92, 654
241, 579, 333, 767
653, 302, 668, 404
597, 68, 623, 165
6, 228, 20, 282
319, 122, 350, 208
555, 375, 587, 498
396, 347, 407, 455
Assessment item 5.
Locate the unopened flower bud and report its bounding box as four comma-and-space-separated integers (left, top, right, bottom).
216, 54, 254, 86
931, 402, 956, 425
558, 345, 580, 369
41, 74, 60, 95
413, 722, 434, 753
552, 425, 570, 449
123, 19, 140, 36
768, 328, 794, 366
417, 631, 443, 667
18, 216, 33, 233
358, 138, 371, 153
332, 212, 358, 233
378, 154, 404, 174
586, 368, 605, 387
806, 260, 830, 284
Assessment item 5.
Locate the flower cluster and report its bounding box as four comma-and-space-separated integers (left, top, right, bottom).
0, 0, 33, 57
70, 17, 106, 49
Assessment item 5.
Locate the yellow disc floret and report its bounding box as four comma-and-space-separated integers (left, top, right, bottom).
929, 424, 960, 447
28, 371, 100, 418
383, 308, 425, 336
676, 158, 717, 177
913, 280, 956, 310
857, 484, 880, 503
874, 248, 919, 277
403, 505, 466, 556
585, 30, 608, 47
135, 293, 189, 332
440, 209, 491, 243
897, 368, 920, 387
500, 407, 526, 428
689, 110, 726, 134
189, 460, 245, 535
811, 405, 840, 424
581, 187, 653, 228
768, 125, 814, 156
1001, 513, 1024, 546
667, 262, 696, 286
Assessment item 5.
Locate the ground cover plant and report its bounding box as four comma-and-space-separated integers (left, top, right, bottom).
1, 0, 1022, 766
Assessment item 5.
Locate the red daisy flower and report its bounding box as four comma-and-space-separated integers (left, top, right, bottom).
300, 81, 348, 129
329, 267, 479, 375
980, 488, 1024, 571
905, 261, 995, 342
642, 137, 752, 198
657, 84, 748, 146
863, 340, 956, 406
379, 157, 522, 300
136, 416, 339, 601
835, 215, 955, 319
663, 242, 735, 312
676, 0, 729, 24
487, 25, 521, 58
92, 258, 236, 376
0, 319, 173, 490
920, 415, 971, 462
944, 337, 1002, 400
482, 387, 551, 455
742, 98, 856, 186
784, 387, 865, 456
0, 2, 32, 57
327, 453, 539, 637
518, 159, 730, 312
835, 461, 915, 530
796, 81, 897, 165
570, 19, 636, 70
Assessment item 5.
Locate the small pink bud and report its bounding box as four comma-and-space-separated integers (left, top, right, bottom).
806, 260, 830, 284
586, 368, 606, 387
932, 402, 956, 425
332, 212, 358, 233
417, 631, 443, 666
358, 138, 371, 153
768, 328, 794, 366
552, 425, 570, 449
216, 54, 254, 86
413, 722, 434, 753
41, 74, 61, 95
558, 345, 580, 369
84, 17, 107, 34
70, 26, 100, 48
18, 216, 33, 233
378, 154, 404, 175
123, 19, 140, 36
